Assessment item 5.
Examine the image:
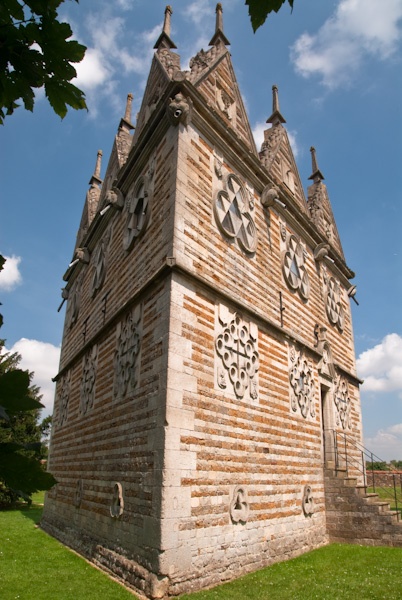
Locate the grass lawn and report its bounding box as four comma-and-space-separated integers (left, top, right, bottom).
1, 497, 401, 600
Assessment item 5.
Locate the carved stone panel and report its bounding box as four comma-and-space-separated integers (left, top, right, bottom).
113, 305, 142, 400
230, 486, 249, 523
57, 371, 71, 427
334, 375, 351, 429
289, 345, 316, 419
80, 345, 98, 414
215, 304, 259, 401
281, 230, 310, 301
213, 173, 257, 254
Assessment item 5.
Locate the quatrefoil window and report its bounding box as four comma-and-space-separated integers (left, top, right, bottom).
214, 173, 257, 254
282, 235, 310, 300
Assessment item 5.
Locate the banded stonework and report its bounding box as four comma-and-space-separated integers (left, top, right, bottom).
42, 7, 371, 600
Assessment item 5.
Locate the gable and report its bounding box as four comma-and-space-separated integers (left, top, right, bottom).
189, 47, 257, 156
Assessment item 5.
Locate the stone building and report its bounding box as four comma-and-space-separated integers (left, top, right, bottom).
42, 5, 401, 599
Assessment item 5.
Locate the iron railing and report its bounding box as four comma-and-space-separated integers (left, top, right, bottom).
326, 429, 401, 521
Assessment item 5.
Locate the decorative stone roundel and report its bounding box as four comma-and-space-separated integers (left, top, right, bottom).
216, 312, 259, 400
57, 371, 71, 427
282, 235, 310, 300
110, 482, 124, 518
91, 227, 112, 298
289, 346, 315, 419
80, 345, 98, 414
230, 486, 249, 523
326, 277, 344, 331
113, 306, 141, 399
74, 479, 84, 508
214, 173, 257, 254
334, 376, 351, 429
123, 176, 150, 251
302, 484, 314, 516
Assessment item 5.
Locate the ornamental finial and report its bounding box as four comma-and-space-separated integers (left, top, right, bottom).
308, 146, 325, 181
209, 3, 230, 46
266, 85, 286, 126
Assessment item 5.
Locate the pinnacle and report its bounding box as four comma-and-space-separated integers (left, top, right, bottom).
89, 149, 103, 186
154, 5, 177, 50
209, 3, 230, 47
266, 85, 286, 126
308, 146, 325, 181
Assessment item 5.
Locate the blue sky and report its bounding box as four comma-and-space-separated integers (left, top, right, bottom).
1, 0, 401, 459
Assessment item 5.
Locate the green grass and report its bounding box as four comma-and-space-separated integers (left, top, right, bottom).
1, 501, 401, 600
176, 544, 402, 600
0, 500, 138, 600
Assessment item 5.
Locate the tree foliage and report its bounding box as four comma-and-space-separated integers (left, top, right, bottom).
0, 258, 56, 506
0, 0, 87, 123
246, 0, 295, 32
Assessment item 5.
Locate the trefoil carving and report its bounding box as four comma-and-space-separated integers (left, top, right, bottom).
80, 345, 98, 414
213, 173, 257, 254
230, 486, 249, 523
113, 305, 142, 400
302, 484, 314, 516
289, 345, 315, 419
334, 376, 351, 429
110, 482, 124, 518
215, 304, 259, 401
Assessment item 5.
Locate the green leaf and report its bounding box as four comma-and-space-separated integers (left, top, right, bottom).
45, 77, 86, 119
246, 0, 294, 32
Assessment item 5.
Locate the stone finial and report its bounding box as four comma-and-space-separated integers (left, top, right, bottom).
266, 85, 286, 126
89, 150, 103, 186
124, 93, 133, 123
308, 146, 325, 181
163, 5, 173, 37
154, 5, 177, 50
209, 3, 230, 46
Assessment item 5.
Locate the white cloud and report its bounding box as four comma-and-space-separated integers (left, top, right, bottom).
74, 48, 110, 90
291, 0, 402, 88
9, 339, 61, 417
357, 333, 402, 395
0, 255, 22, 292
364, 423, 402, 462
